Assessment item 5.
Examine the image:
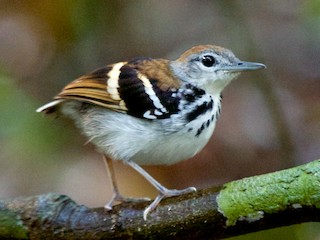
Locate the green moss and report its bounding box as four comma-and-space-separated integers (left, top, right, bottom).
217, 160, 320, 226
0, 209, 28, 239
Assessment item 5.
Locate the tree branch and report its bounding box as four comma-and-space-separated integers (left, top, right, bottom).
1, 159, 320, 239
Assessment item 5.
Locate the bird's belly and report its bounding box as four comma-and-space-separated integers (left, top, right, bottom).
132, 121, 216, 165
132, 110, 217, 165
67, 105, 217, 166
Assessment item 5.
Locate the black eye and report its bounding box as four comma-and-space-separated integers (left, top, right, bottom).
201, 55, 216, 67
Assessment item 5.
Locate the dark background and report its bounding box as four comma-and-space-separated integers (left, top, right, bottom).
0, 1, 320, 239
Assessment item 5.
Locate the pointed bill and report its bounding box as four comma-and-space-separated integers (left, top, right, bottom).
221, 61, 266, 72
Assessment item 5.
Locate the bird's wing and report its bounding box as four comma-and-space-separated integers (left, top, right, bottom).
42, 59, 182, 120
55, 62, 128, 112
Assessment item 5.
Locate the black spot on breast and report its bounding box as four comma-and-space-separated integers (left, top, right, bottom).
195, 122, 207, 137
207, 99, 213, 109
206, 119, 210, 127
196, 128, 202, 137
186, 99, 214, 122
182, 84, 206, 103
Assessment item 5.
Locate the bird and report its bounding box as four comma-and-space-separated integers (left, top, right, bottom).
37, 44, 266, 220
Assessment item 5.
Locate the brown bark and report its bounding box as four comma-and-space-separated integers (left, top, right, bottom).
1, 160, 320, 239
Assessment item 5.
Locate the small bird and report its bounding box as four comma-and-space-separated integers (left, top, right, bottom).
37, 45, 265, 220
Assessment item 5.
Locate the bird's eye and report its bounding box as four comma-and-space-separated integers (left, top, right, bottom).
201, 55, 216, 67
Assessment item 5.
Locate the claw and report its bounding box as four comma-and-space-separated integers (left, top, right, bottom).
143, 186, 197, 220
143, 194, 164, 220
105, 158, 197, 220
105, 193, 151, 211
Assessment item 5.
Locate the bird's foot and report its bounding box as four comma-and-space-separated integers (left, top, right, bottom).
104, 193, 151, 210
143, 186, 196, 220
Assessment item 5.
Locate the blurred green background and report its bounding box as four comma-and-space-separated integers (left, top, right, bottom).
1, 1, 320, 239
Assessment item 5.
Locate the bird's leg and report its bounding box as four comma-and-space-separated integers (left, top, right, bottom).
126, 160, 196, 220
103, 155, 150, 210
103, 155, 123, 210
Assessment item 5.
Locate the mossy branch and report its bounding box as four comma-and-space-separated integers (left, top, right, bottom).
1, 160, 320, 239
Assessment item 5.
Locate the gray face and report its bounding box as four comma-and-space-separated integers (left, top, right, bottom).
170, 47, 266, 94
186, 48, 265, 75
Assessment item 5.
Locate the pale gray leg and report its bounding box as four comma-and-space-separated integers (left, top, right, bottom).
126, 160, 196, 220
103, 155, 123, 210
103, 155, 150, 210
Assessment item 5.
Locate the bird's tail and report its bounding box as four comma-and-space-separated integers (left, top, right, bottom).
36, 99, 64, 114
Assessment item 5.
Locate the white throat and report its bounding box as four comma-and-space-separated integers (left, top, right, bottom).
201, 72, 240, 96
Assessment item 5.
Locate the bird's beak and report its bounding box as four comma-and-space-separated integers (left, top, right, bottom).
221, 61, 266, 72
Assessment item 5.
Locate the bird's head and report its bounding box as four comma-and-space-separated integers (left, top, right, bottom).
170, 45, 266, 95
